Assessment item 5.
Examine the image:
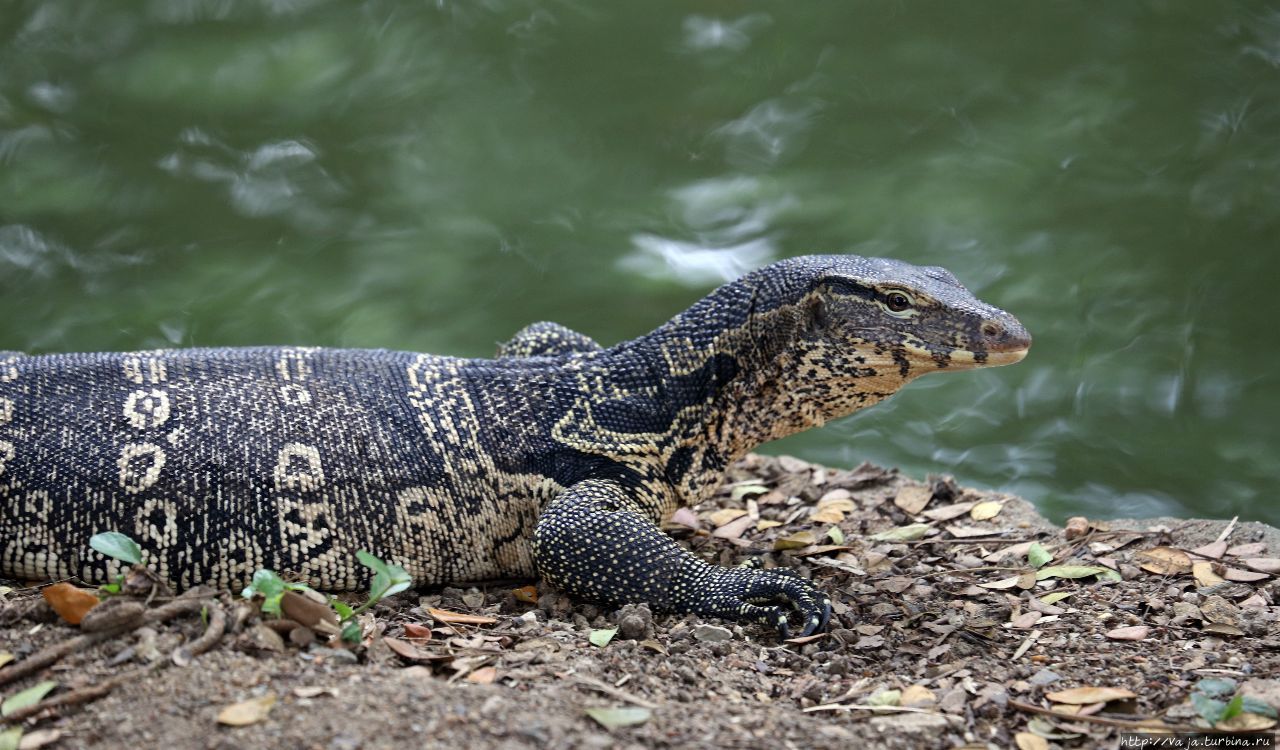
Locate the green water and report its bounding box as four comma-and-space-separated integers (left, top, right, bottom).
2, 2, 1278, 525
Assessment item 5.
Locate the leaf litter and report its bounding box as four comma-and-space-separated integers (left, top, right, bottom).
0, 454, 1278, 748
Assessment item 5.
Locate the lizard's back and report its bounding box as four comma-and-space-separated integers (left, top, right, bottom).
0, 347, 564, 589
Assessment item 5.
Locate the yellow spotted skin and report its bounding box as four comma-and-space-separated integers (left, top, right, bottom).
0, 255, 1028, 636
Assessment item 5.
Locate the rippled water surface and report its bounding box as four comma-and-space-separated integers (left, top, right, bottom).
3, 1, 1278, 524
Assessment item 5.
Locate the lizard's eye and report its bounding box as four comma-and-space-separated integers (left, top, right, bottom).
885, 292, 912, 313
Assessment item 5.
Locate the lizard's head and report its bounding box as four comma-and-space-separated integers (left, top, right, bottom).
744, 254, 1031, 414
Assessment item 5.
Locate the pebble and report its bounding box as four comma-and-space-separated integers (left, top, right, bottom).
692, 624, 732, 642
1028, 668, 1061, 686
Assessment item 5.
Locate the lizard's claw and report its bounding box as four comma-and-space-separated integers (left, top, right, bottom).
699, 566, 831, 639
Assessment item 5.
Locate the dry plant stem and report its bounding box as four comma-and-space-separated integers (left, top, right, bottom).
0, 596, 213, 687
566, 673, 660, 710
1008, 699, 1207, 733
173, 602, 226, 664
0, 664, 162, 724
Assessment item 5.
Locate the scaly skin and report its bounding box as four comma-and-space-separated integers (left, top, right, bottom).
0, 255, 1029, 637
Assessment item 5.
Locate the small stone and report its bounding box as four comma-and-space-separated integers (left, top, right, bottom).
869, 711, 951, 733
317, 647, 359, 665
693, 624, 733, 643
1028, 668, 1061, 686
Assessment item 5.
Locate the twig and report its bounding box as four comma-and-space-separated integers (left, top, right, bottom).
1011, 629, 1041, 660
0, 596, 213, 687
803, 703, 964, 722
566, 674, 660, 709
172, 602, 226, 665
1009, 699, 1197, 732
1212, 517, 1239, 546
1, 664, 162, 723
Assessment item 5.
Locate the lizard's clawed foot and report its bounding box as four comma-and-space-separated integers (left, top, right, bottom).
699, 566, 832, 639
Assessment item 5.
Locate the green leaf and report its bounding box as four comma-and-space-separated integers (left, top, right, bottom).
589, 628, 618, 648
1195, 678, 1237, 698
826, 526, 845, 544
2, 680, 57, 717
1035, 565, 1110, 581
1240, 696, 1278, 719
356, 550, 389, 577
0, 727, 22, 750
88, 532, 143, 565
1221, 693, 1245, 722
730, 484, 769, 501
584, 706, 650, 729
868, 689, 901, 707
100, 582, 121, 595
1191, 693, 1227, 725
1039, 592, 1073, 605
1027, 543, 1052, 569
341, 622, 362, 643
331, 599, 354, 619
869, 523, 930, 542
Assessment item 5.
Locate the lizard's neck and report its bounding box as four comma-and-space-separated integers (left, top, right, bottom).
628, 275, 916, 503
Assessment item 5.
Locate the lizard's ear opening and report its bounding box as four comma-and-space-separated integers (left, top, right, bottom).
802, 294, 831, 339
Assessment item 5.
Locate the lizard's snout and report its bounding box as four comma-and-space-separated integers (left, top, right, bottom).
979, 315, 1032, 365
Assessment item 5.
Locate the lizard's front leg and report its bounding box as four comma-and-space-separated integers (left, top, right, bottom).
532, 479, 830, 638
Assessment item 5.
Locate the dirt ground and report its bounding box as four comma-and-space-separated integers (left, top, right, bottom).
3, 454, 1278, 750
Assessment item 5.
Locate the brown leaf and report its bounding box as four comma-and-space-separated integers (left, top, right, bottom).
16, 729, 63, 749
1045, 686, 1137, 704
783, 633, 827, 645
900, 684, 936, 706
512, 586, 538, 604
810, 507, 845, 524
1105, 625, 1149, 641
1136, 547, 1192, 576
1200, 595, 1239, 625
1010, 612, 1042, 629
921, 501, 975, 522
879, 576, 914, 594
893, 485, 932, 515
402, 622, 432, 642
280, 590, 339, 632
1223, 567, 1270, 582
216, 694, 276, 726
465, 666, 497, 684
1242, 557, 1280, 573
41, 583, 100, 625
668, 507, 700, 529
1216, 712, 1278, 731
711, 513, 755, 540
1190, 540, 1228, 560
1202, 623, 1245, 637
773, 531, 817, 551
427, 608, 497, 625
709, 508, 748, 527
1016, 571, 1038, 590
1226, 542, 1267, 557
1192, 562, 1226, 588
384, 636, 431, 661
1014, 733, 1050, 750
969, 501, 1003, 521
978, 576, 1022, 590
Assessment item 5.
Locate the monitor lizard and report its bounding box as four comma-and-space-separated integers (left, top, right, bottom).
0, 254, 1030, 637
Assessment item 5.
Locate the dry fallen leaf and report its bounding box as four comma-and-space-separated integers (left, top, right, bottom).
893, 485, 932, 515
1014, 732, 1050, 750
1226, 542, 1267, 557
216, 694, 276, 726
402, 623, 433, 641
0, 652, 12, 669
709, 508, 748, 527
1202, 623, 1245, 637
41, 583, 99, 625
756, 520, 782, 531
946, 524, 999, 539
1045, 686, 1137, 704
969, 501, 1003, 521
1190, 540, 1228, 560
668, 507, 700, 529
1192, 562, 1226, 587
869, 523, 930, 542
1216, 711, 1278, 731
711, 513, 754, 540
900, 684, 936, 706
1105, 625, 1150, 641
1064, 516, 1090, 540
1010, 612, 1042, 629
584, 706, 651, 729
280, 590, 339, 633
922, 501, 976, 522
16, 728, 63, 749
1136, 547, 1192, 576
465, 666, 497, 685
773, 531, 817, 551
427, 608, 497, 625
978, 576, 1022, 590
1242, 557, 1280, 573
809, 507, 845, 524
1223, 567, 1270, 582
384, 636, 432, 661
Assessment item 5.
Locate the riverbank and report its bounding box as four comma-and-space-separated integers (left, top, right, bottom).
2, 454, 1277, 749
